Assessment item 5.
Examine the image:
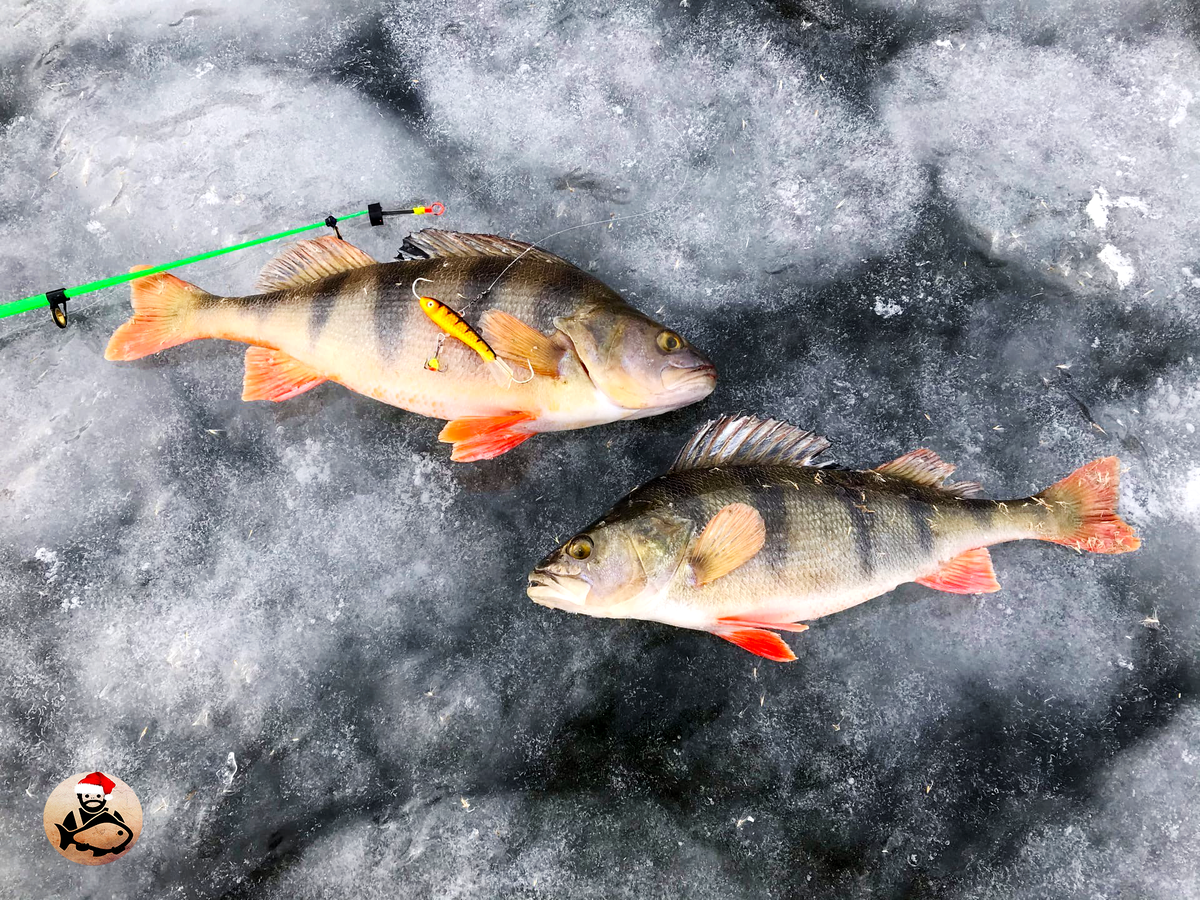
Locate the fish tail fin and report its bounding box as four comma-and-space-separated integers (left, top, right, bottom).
1034, 457, 1140, 554
438, 412, 537, 462
56, 824, 72, 850
105, 267, 211, 361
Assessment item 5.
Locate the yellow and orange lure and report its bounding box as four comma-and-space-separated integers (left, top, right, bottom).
411, 278, 532, 384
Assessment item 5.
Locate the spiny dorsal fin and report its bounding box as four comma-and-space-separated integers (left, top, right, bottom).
687, 502, 766, 586
397, 229, 572, 267
255, 235, 376, 292
480, 309, 566, 377
669, 415, 831, 473
874, 448, 983, 498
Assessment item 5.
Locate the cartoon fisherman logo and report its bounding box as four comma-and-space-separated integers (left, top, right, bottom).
42, 771, 143, 865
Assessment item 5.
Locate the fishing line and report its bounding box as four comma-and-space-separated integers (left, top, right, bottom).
473, 112, 695, 301
0, 200, 444, 329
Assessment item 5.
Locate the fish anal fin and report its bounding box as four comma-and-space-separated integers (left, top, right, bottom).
438, 412, 537, 462
914, 547, 1001, 594
687, 502, 765, 586
711, 626, 797, 662
875, 448, 983, 498
480, 309, 565, 377
242, 347, 328, 402
255, 235, 376, 292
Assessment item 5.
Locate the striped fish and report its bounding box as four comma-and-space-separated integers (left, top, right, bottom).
528, 415, 1141, 661
105, 230, 716, 461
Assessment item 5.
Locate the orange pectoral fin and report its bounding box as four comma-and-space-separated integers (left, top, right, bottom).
242, 347, 328, 402
913, 547, 1001, 594
438, 412, 537, 462
711, 625, 798, 662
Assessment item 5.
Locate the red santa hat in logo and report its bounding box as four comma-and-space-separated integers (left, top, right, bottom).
75, 771, 115, 797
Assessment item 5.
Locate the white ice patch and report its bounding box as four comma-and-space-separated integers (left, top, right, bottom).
874, 297, 903, 318
1168, 88, 1192, 128
1097, 243, 1135, 287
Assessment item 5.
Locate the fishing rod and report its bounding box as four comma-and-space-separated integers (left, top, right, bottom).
1, 200, 445, 329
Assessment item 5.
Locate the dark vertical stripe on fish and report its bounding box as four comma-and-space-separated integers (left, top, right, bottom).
835, 484, 874, 577
907, 497, 935, 556
308, 272, 351, 347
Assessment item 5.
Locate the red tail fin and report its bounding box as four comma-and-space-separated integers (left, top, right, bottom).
438, 412, 536, 462
1036, 457, 1140, 554
104, 268, 210, 361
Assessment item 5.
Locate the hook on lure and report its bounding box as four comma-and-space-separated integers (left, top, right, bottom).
410, 278, 534, 385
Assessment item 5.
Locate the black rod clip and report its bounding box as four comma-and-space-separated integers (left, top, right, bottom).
47, 288, 68, 328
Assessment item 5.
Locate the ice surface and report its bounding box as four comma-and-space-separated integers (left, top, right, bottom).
1, 2, 1197, 898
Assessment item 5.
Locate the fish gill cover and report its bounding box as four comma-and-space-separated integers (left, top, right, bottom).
0, 0, 1197, 898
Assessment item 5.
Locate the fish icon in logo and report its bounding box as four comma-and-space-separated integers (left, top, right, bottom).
43, 770, 142, 864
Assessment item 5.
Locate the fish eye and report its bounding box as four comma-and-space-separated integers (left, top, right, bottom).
566, 535, 593, 560
656, 330, 683, 352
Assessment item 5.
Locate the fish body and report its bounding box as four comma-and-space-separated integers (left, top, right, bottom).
529, 415, 1141, 661
106, 231, 715, 460
57, 812, 132, 856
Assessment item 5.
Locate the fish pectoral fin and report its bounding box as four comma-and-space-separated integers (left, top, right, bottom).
874, 448, 983, 498
242, 347, 329, 402
687, 502, 765, 586
717, 616, 809, 633
480, 310, 566, 377
913, 547, 1001, 594
438, 412, 537, 462
255, 235, 376, 292
710, 624, 798, 662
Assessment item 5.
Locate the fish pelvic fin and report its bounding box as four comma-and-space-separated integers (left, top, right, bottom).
242, 347, 328, 402
1034, 457, 1140, 554
711, 623, 798, 662
438, 412, 537, 462
914, 547, 1001, 594
105, 268, 212, 361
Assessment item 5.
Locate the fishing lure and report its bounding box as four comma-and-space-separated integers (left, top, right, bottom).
411, 278, 532, 384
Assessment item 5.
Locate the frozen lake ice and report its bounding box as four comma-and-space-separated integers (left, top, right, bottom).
1, 1, 1197, 897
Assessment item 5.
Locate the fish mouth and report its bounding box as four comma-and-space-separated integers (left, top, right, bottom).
527, 570, 592, 609
660, 361, 717, 397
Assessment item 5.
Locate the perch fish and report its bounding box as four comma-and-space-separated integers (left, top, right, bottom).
528, 415, 1141, 661
105, 230, 716, 461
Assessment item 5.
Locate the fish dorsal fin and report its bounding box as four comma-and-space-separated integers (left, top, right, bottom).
687, 502, 765, 586
874, 448, 983, 498
669, 415, 831, 473
397, 229, 572, 267
479, 309, 567, 377
255, 235, 376, 292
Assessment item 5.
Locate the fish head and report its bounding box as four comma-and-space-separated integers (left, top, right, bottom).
527, 506, 692, 617
554, 304, 715, 414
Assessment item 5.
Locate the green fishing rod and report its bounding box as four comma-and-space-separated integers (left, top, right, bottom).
1, 200, 445, 328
